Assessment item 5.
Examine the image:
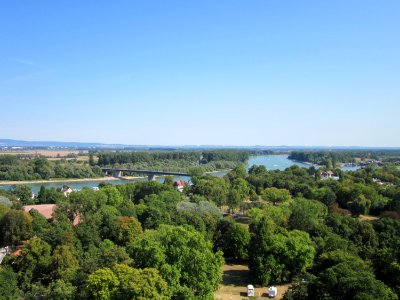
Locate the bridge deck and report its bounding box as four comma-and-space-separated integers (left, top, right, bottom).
101, 168, 190, 177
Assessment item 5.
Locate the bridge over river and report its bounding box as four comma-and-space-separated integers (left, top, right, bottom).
101, 168, 190, 181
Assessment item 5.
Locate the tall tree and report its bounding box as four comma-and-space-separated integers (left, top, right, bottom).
127, 225, 224, 299
262, 187, 292, 205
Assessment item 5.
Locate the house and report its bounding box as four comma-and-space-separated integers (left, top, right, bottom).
60, 185, 74, 196
174, 180, 188, 192
23, 204, 57, 220
23, 204, 81, 226
321, 171, 335, 179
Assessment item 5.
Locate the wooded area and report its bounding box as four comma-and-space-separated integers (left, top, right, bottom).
0, 152, 400, 299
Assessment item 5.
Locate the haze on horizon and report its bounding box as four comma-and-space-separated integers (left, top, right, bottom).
1, 1, 399, 147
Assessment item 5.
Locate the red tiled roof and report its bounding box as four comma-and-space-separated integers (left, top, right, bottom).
174, 180, 187, 186
23, 204, 56, 220
11, 248, 23, 257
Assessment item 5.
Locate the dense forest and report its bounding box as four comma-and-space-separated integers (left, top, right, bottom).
289, 150, 400, 169
96, 150, 250, 173
1, 155, 400, 299
0, 150, 251, 182
0, 156, 101, 181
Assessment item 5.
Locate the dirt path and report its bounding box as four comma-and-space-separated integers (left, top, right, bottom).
215, 263, 290, 300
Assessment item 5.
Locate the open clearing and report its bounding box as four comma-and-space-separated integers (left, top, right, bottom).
215, 263, 290, 300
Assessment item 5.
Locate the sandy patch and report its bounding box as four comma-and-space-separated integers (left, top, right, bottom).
215, 263, 290, 300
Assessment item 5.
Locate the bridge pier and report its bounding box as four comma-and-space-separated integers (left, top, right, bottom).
112, 170, 122, 178
148, 174, 156, 181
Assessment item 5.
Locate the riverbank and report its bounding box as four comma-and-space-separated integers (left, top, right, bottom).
0, 170, 228, 187
0, 176, 143, 186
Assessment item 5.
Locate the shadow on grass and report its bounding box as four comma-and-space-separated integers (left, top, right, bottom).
222, 268, 251, 286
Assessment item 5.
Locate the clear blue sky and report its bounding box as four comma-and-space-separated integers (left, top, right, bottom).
1, 1, 399, 146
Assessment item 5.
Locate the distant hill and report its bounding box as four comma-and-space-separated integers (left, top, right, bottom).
0, 139, 399, 151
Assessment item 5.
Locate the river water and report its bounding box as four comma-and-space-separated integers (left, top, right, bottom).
0, 155, 359, 194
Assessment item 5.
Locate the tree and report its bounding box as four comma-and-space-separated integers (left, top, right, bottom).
15, 237, 52, 287
190, 176, 229, 207
33, 157, 54, 179
374, 247, 400, 295
0, 267, 20, 299
113, 264, 169, 299
262, 187, 292, 205
188, 166, 205, 177
249, 218, 315, 285
348, 194, 371, 217
98, 239, 133, 268
227, 178, 250, 213
288, 198, 327, 234
227, 164, 247, 181
127, 225, 224, 298
89, 153, 95, 166
38, 185, 47, 203
214, 218, 250, 259
86, 264, 169, 300
114, 216, 143, 245
46, 279, 77, 300
163, 175, 174, 187
100, 185, 123, 207
12, 185, 33, 205
307, 263, 396, 300
0, 209, 33, 245
52, 245, 80, 281
86, 267, 119, 300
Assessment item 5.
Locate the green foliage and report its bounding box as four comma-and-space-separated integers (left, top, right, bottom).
348, 194, 370, 216
227, 178, 250, 212
0, 267, 20, 299
214, 217, 250, 259
190, 175, 229, 206
37, 186, 64, 204
0, 155, 97, 181
0, 195, 12, 208
261, 187, 292, 205
86, 264, 169, 300
202, 150, 249, 163
46, 279, 77, 300
86, 267, 119, 300
288, 198, 327, 234
227, 164, 248, 181
113, 264, 169, 299
52, 245, 80, 281
127, 225, 224, 299
249, 218, 315, 285
100, 185, 123, 207
12, 185, 33, 205
310, 263, 396, 300
3, 154, 400, 298
247, 205, 291, 228
114, 216, 143, 245
15, 237, 52, 288
97, 150, 246, 173
0, 209, 33, 245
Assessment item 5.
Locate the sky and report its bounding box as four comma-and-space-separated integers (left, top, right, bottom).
0, 1, 399, 147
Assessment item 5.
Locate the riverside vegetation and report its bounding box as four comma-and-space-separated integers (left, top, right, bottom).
0, 150, 250, 182
0, 151, 400, 299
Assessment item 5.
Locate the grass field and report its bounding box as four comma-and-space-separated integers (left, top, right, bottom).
214, 263, 290, 300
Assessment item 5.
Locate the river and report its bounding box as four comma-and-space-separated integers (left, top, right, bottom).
0, 155, 359, 194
